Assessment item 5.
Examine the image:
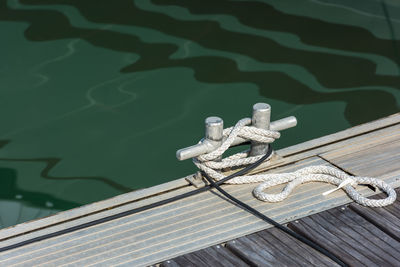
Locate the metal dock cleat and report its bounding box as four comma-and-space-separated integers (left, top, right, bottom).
176, 103, 298, 187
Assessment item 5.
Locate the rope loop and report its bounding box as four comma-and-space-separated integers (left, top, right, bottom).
194, 118, 397, 207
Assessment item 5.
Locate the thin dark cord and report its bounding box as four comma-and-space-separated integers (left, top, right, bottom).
0, 147, 272, 253
0, 146, 348, 267
203, 171, 347, 266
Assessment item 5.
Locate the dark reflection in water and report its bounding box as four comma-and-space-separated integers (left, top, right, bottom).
0, 167, 79, 209
0, 0, 399, 226
0, 157, 132, 193
0, 139, 131, 194
1, 0, 398, 124
0, 167, 80, 228
0, 140, 131, 227
153, 0, 399, 61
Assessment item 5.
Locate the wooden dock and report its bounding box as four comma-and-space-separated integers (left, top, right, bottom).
161, 188, 400, 266
0, 113, 399, 266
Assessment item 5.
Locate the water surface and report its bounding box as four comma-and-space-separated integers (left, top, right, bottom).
0, 0, 399, 227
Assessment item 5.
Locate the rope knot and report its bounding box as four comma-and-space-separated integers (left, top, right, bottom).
193, 118, 396, 208
194, 118, 279, 180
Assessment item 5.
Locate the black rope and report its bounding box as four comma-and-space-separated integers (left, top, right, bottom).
0, 147, 272, 253
0, 146, 348, 266
202, 171, 347, 266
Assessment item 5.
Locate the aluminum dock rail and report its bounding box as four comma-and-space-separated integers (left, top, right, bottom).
0, 113, 400, 266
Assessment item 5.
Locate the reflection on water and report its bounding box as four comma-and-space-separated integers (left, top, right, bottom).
0, 0, 399, 227
0, 167, 68, 228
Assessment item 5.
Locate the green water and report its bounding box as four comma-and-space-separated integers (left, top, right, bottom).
0, 0, 399, 227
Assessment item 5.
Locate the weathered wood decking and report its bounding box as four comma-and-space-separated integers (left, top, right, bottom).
162, 189, 400, 266
0, 113, 399, 266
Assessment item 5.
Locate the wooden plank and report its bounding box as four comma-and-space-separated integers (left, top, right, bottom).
290, 215, 371, 266
349, 188, 400, 242
319, 128, 400, 197
0, 114, 399, 266
201, 246, 248, 266
226, 236, 283, 266
165, 245, 248, 267
251, 119, 400, 177
0, 157, 359, 267
160, 259, 181, 267
180, 253, 210, 266
0, 185, 195, 250
289, 206, 400, 266
1, 113, 398, 243
278, 113, 400, 157
2, 113, 398, 241
226, 227, 336, 266
0, 177, 189, 241
0, 154, 397, 266
323, 209, 400, 265
257, 227, 336, 266
321, 135, 400, 178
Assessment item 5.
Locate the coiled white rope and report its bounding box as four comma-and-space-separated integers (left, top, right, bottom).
193, 118, 397, 207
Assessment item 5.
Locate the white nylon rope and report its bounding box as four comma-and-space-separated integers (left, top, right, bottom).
193, 118, 397, 207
